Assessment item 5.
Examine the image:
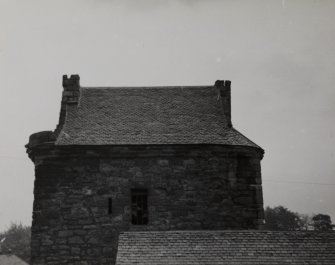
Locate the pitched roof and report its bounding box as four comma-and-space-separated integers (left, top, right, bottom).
56, 86, 261, 149
0, 255, 28, 265
116, 230, 335, 265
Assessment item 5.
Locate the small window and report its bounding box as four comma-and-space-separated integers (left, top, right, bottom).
131, 189, 148, 225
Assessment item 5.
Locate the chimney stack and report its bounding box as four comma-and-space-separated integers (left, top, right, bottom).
215, 80, 232, 128
62, 74, 80, 103
63, 74, 80, 91
55, 74, 80, 136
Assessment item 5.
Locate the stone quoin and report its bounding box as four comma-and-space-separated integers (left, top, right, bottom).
26, 75, 264, 265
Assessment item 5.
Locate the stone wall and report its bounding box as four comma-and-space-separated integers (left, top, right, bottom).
28, 142, 264, 265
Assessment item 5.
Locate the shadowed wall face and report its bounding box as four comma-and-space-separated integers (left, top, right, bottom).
29, 144, 263, 265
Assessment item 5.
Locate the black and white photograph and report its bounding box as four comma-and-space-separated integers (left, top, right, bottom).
0, 0, 334, 264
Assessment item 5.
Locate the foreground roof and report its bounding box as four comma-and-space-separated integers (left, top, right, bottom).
0, 254, 28, 265
116, 230, 335, 265
55, 78, 261, 149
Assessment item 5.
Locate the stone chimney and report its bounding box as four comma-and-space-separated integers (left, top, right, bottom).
55, 74, 80, 136
215, 80, 232, 127
62, 74, 80, 101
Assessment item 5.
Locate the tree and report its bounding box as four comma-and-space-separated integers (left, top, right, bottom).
312, 214, 333, 231
298, 214, 313, 231
0, 223, 31, 263
264, 206, 306, 231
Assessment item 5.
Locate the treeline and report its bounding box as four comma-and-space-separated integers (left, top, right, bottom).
0, 223, 30, 263
264, 206, 333, 231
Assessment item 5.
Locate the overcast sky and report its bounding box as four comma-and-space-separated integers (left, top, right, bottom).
0, 0, 334, 231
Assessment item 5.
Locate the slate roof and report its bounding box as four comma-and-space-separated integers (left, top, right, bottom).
56, 86, 261, 149
0, 254, 29, 265
116, 230, 335, 265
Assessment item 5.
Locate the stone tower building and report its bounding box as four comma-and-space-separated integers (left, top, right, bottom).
26, 75, 264, 265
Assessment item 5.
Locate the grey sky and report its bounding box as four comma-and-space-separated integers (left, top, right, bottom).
0, 0, 334, 230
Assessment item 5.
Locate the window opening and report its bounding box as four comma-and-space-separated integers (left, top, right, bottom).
131, 189, 148, 225
108, 198, 112, 215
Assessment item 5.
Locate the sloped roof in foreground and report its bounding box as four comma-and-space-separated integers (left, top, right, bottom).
56, 86, 261, 149
116, 230, 335, 265
0, 254, 29, 265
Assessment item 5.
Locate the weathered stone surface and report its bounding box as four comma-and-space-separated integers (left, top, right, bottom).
28, 143, 264, 265
68, 236, 84, 245
58, 230, 73, 237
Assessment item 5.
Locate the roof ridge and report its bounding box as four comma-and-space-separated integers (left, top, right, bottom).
80, 85, 214, 89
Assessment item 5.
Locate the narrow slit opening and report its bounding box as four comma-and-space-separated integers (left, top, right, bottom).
108, 198, 112, 214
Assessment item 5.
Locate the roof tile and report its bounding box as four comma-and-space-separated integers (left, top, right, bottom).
56, 86, 261, 149
116, 230, 335, 265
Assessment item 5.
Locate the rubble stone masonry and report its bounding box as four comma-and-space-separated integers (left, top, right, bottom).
27, 131, 264, 265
